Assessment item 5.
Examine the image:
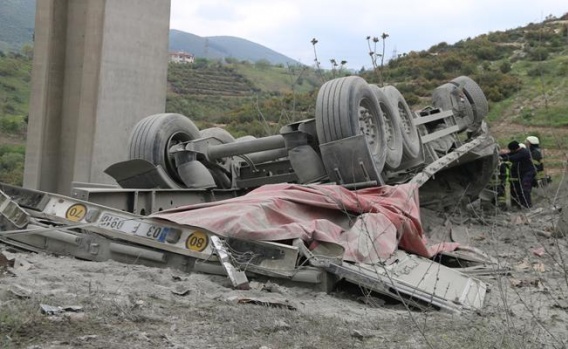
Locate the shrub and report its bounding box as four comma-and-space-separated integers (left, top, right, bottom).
0, 150, 24, 185
0, 115, 26, 133
499, 61, 512, 74
527, 65, 550, 77
255, 59, 271, 70
557, 61, 568, 76
526, 47, 549, 61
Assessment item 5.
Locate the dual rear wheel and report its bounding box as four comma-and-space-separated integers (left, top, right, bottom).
315, 77, 422, 181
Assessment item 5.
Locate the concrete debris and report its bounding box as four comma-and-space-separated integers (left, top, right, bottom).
509, 278, 546, 289
510, 214, 530, 225
535, 229, 552, 238
260, 281, 284, 294
0, 252, 14, 268
514, 260, 531, 271
552, 301, 568, 310
272, 320, 291, 331
351, 329, 380, 340
40, 304, 84, 315
170, 286, 191, 296
532, 247, 545, 257
227, 296, 298, 311
76, 335, 98, 342
171, 274, 186, 282
533, 262, 546, 272
512, 259, 546, 273
8, 284, 32, 298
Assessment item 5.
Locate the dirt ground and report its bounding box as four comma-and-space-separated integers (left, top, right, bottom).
2, 181, 568, 349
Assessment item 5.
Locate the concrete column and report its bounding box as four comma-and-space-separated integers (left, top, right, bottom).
24, 0, 171, 195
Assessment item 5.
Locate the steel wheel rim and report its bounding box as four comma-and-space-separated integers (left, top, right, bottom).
164, 131, 194, 182
398, 103, 413, 136
358, 101, 382, 159
379, 102, 396, 151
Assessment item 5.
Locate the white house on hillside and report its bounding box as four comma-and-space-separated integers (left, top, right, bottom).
169, 51, 195, 64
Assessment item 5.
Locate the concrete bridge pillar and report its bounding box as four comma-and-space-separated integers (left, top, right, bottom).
24, 0, 171, 195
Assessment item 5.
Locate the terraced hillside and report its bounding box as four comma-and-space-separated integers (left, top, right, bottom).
165, 59, 324, 133
168, 62, 255, 97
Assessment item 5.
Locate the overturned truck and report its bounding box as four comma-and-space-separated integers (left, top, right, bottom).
106, 75, 496, 211
0, 76, 498, 313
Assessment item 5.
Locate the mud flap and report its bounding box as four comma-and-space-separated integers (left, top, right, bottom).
105, 159, 183, 189
319, 135, 385, 186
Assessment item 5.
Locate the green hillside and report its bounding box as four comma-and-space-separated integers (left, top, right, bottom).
359, 16, 568, 173
0, 51, 32, 185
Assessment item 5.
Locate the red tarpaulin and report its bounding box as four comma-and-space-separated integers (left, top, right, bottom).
151, 183, 458, 264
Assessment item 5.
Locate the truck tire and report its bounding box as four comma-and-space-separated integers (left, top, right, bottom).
369, 84, 403, 170
129, 113, 201, 186
316, 76, 387, 175
432, 83, 474, 132
236, 135, 257, 142
450, 76, 488, 132
382, 85, 421, 161
199, 127, 236, 144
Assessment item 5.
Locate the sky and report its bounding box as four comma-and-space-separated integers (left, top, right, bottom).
170, 1, 567, 70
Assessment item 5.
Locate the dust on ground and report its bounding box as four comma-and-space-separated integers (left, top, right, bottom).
1, 184, 568, 349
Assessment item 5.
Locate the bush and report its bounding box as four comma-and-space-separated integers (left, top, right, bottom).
527, 65, 550, 77
0, 115, 26, 133
558, 61, 568, 76
0, 146, 25, 185
499, 61, 512, 74
255, 59, 271, 70
526, 47, 549, 61
0, 144, 25, 156
477, 72, 522, 102
0, 152, 24, 171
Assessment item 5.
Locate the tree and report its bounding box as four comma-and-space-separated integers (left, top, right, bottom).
21, 44, 33, 60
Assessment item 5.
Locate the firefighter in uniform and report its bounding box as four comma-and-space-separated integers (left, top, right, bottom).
499, 141, 535, 208
524, 136, 546, 187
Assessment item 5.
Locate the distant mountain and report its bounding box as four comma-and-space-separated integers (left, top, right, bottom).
0, 1, 299, 66
169, 29, 302, 66
0, 0, 36, 52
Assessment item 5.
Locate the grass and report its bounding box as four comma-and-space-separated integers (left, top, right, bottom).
486, 98, 514, 122
0, 55, 31, 118
519, 106, 568, 126
234, 63, 317, 94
